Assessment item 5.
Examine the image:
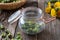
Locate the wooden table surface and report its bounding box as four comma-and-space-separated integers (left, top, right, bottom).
0, 0, 60, 40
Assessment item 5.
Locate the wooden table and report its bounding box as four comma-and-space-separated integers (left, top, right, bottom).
0, 0, 60, 40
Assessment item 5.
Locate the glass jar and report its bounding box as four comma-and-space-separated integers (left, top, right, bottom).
8, 7, 55, 35
18, 7, 45, 35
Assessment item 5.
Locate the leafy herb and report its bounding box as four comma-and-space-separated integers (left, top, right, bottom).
0, 24, 22, 40
21, 21, 42, 34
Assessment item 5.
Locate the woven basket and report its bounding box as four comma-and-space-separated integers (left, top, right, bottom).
0, 0, 26, 10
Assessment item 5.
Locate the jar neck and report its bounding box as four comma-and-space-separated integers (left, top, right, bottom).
21, 7, 43, 21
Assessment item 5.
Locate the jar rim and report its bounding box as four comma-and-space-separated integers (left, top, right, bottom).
22, 7, 42, 18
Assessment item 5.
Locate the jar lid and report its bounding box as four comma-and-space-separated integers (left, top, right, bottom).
8, 10, 21, 24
